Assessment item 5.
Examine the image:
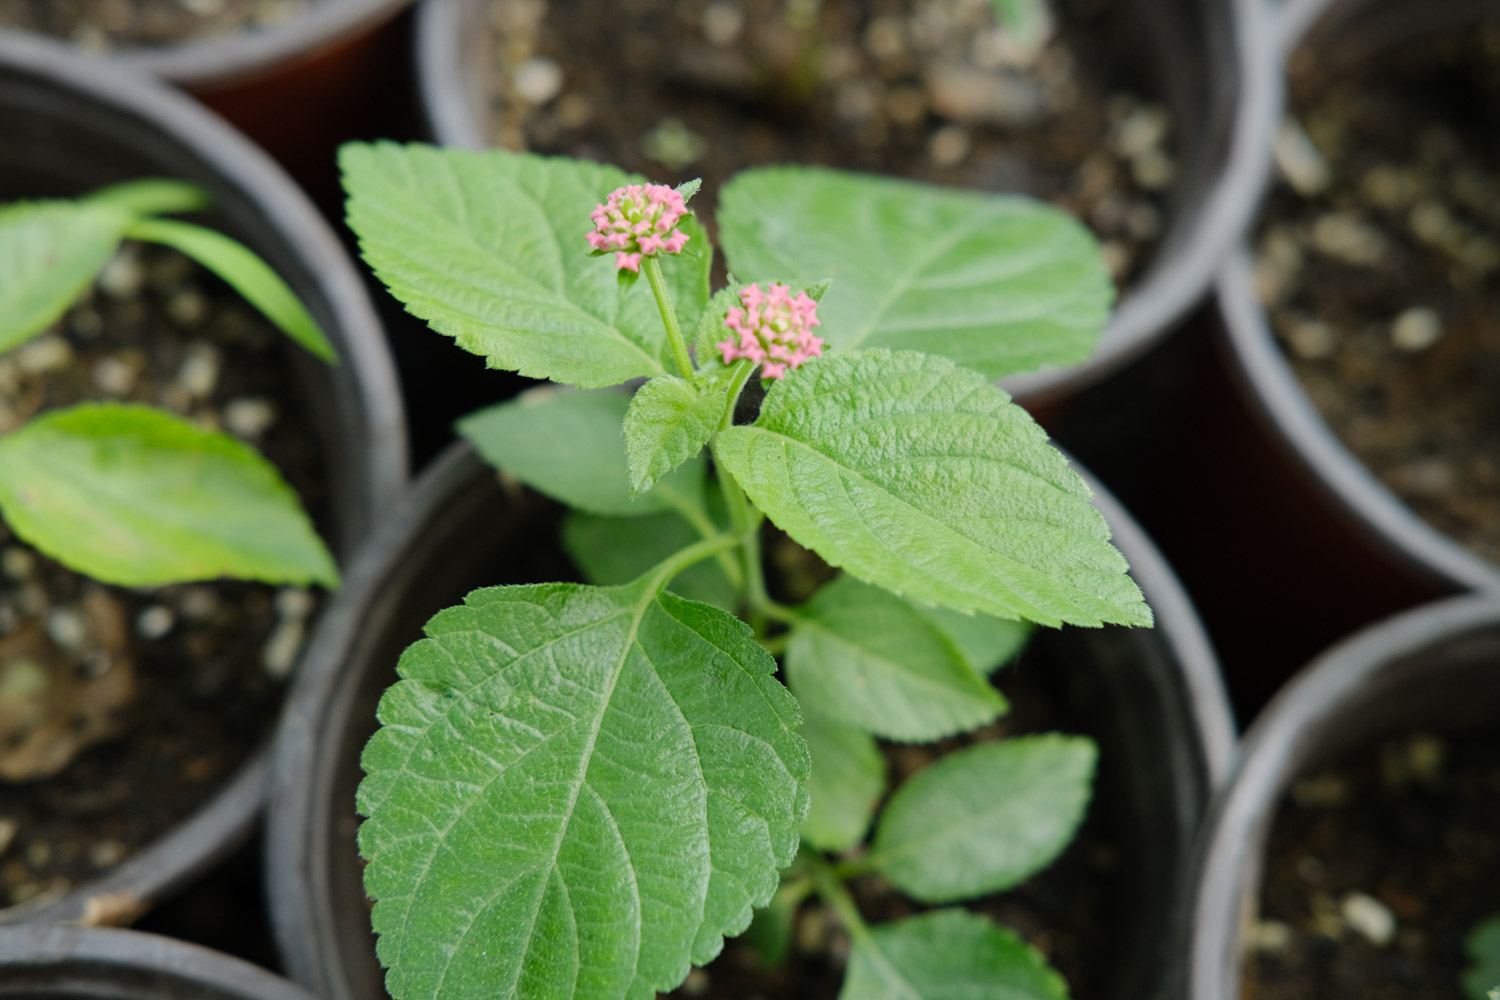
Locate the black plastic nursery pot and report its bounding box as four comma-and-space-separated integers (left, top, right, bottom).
1184, 594, 1500, 1000
0, 925, 315, 1000
0, 35, 407, 925
265, 442, 1235, 1000
412, 0, 1276, 411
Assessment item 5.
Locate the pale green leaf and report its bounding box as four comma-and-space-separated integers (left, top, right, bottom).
841, 909, 1069, 1000
624, 374, 729, 496
83, 178, 210, 217
0, 403, 337, 588
458, 386, 706, 518
1463, 915, 1500, 1000
799, 708, 885, 851
917, 607, 1033, 676
869, 735, 1095, 902
126, 217, 337, 363
786, 575, 1005, 742
714, 349, 1151, 627
340, 142, 710, 388
717, 167, 1111, 379
562, 508, 738, 611
357, 581, 810, 1000
0, 200, 130, 355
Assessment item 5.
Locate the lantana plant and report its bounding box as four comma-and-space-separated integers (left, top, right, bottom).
344, 142, 1150, 1000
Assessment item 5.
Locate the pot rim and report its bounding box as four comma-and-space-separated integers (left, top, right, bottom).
0, 925, 317, 1000
0, 32, 408, 925
1184, 593, 1500, 1000
412, 0, 1279, 407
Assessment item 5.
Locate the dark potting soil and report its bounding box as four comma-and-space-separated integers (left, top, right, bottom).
0, 0, 318, 50
1255, 23, 1500, 565
1243, 729, 1500, 1000
0, 243, 327, 915
484, 0, 1172, 288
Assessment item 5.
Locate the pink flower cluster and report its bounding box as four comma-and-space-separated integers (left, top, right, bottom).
586, 184, 691, 272
716, 283, 824, 379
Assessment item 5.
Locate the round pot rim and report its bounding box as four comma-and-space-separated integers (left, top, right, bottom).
413, 0, 1279, 406
0, 32, 408, 925
1185, 593, 1500, 1000
0, 925, 317, 1000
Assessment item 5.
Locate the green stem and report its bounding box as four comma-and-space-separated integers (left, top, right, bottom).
808, 854, 875, 948
642, 257, 695, 383
663, 495, 744, 591
718, 359, 756, 432
644, 532, 740, 596
831, 853, 880, 881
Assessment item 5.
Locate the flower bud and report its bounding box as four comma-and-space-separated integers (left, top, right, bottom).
587, 184, 691, 272
716, 283, 824, 378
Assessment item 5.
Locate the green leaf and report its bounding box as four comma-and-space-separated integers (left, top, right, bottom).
125, 217, 338, 363
0, 403, 337, 588
799, 709, 885, 851
83, 178, 210, 217
868, 735, 1095, 903
340, 142, 711, 388
841, 909, 1069, 1000
714, 350, 1151, 628
357, 581, 810, 1000
562, 509, 738, 612
624, 374, 729, 497
918, 607, 1033, 676
1464, 915, 1500, 1000
0, 200, 130, 355
458, 386, 706, 518
717, 167, 1112, 379
786, 575, 1006, 742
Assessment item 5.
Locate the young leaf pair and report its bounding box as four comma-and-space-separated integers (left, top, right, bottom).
0, 179, 338, 589
344, 141, 1149, 1000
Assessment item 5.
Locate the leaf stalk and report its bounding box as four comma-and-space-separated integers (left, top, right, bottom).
642, 256, 696, 383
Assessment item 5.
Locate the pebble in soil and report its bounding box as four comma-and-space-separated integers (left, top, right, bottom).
1255, 22, 1500, 566
1244, 730, 1500, 1000
0, 0, 317, 50
483, 0, 1172, 288
0, 242, 327, 914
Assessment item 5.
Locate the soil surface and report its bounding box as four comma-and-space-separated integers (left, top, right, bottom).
483, 0, 1172, 288
1243, 729, 1500, 1000
1254, 22, 1500, 564
0, 242, 327, 915
0, 0, 317, 50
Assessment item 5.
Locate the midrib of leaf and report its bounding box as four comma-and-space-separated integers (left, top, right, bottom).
796, 618, 991, 702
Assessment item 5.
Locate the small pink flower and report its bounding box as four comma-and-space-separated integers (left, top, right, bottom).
715, 283, 824, 379
587, 183, 691, 271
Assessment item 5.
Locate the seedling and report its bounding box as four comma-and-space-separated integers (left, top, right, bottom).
344, 143, 1148, 1000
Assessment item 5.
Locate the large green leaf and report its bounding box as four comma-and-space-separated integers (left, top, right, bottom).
0, 200, 130, 355
358, 581, 810, 1000
717, 167, 1112, 379
714, 350, 1151, 628
918, 607, 1032, 676
623, 374, 729, 496
458, 387, 705, 518
341, 143, 710, 388
868, 736, 1095, 903
799, 708, 886, 851
0, 403, 336, 588
841, 909, 1069, 1000
562, 509, 738, 611
786, 575, 1005, 742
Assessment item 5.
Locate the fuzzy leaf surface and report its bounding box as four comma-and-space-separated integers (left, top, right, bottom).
562, 509, 737, 611
624, 374, 728, 496
869, 736, 1095, 902
840, 909, 1069, 1000
786, 575, 1005, 742
0, 403, 336, 587
0, 200, 130, 355
714, 350, 1151, 627
341, 143, 710, 387
358, 581, 810, 1000
717, 167, 1111, 379
458, 387, 705, 518
799, 708, 885, 851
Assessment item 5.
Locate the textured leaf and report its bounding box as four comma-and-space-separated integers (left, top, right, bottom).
341, 143, 710, 388
624, 374, 729, 496
869, 736, 1095, 903
562, 508, 738, 612
799, 709, 885, 851
0, 403, 336, 588
83, 178, 210, 217
717, 167, 1112, 379
358, 581, 810, 1000
714, 350, 1151, 628
126, 217, 337, 363
841, 909, 1069, 1000
459, 387, 705, 518
0, 200, 130, 355
917, 607, 1032, 676
786, 575, 1005, 742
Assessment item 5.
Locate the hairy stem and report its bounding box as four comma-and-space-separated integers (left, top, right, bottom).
644, 532, 740, 596
642, 257, 696, 383
808, 854, 874, 948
